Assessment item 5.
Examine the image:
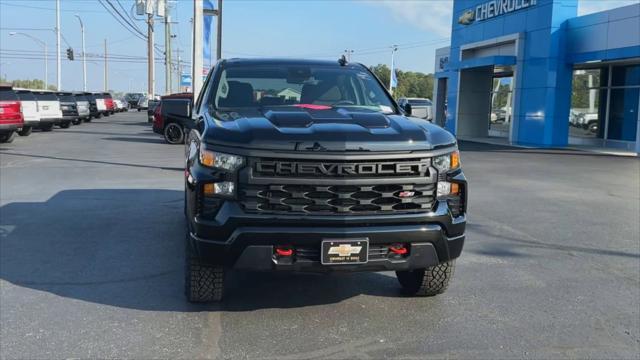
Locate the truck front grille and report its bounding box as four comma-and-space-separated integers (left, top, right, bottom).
239, 183, 435, 215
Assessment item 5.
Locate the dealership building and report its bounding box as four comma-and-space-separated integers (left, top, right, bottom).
433, 0, 640, 153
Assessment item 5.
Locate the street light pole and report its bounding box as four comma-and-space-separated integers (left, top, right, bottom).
216, 0, 222, 60
9, 32, 47, 89
56, 0, 61, 90
74, 15, 87, 91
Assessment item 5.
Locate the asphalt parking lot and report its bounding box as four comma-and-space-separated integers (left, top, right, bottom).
1, 111, 639, 359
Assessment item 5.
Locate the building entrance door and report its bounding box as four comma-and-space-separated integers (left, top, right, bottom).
489, 67, 514, 138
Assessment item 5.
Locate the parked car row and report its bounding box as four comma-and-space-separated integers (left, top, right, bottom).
0, 84, 123, 143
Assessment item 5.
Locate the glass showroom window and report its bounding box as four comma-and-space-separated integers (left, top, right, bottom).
489, 76, 513, 136
570, 68, 605, 138
607, 64, 640, 142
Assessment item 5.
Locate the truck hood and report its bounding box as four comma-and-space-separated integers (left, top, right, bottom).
203, 108, 456, 152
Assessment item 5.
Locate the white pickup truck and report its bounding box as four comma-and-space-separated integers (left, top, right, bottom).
33, 90, 63, 131
397, 98, 433, 121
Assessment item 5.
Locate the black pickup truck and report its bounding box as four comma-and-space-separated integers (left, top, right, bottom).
180, 58, 467, 302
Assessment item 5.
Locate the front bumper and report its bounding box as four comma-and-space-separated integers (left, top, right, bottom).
188, 198, 466, 272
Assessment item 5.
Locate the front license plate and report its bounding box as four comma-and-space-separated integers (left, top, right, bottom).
321, 239, 368, 265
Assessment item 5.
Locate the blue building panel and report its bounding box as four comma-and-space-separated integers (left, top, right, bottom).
435, 0, 640, 151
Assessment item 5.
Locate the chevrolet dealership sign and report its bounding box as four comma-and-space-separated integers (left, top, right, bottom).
459, 0, 537, 25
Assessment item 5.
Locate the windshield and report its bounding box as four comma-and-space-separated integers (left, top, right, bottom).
57, 94, 75, 102
35, 93, 58, 101
125, 93, 143, 101
211, 65, 396, 114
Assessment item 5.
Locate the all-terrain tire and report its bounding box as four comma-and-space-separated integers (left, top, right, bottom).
18, 126, 32, 136
396, 260, 455, 297
185, 231, 225, 302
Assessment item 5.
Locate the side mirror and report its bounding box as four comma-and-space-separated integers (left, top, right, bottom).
403, 103, 412, 116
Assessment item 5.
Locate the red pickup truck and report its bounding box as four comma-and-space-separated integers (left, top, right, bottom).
0, 85, 24, 143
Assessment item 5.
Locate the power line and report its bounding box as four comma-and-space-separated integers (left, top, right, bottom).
115, 0, 139, 29
96, 0, 147, 42
0, 2, 106, 13
103, 0, 147, 39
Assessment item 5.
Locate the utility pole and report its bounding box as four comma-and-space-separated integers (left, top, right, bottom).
177, 53, 182, 91
216, 0, 222, 60
192, 0, 203, 96
75, 15, 87, 91
104, 39, 108, 91
164, 0, 171, 95
55, 0, 61, 90
148, 12, 155, 97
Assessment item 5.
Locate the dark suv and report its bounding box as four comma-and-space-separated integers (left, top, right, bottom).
56, 92, 79, 127
182, 59, 467, 302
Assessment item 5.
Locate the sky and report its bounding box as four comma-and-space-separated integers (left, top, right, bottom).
0, 0, 637, 93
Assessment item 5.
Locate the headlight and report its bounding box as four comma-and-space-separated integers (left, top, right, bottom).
432, 150, 460, 173
199, 149, 244, 171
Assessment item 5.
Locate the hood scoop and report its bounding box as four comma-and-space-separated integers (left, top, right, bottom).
263, 109, 390, 129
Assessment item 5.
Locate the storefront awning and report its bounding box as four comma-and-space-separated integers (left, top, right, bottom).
456, 56, 517, 70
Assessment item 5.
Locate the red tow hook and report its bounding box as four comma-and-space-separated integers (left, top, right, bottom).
275, 247, 293, 256
389, 245, 408, 255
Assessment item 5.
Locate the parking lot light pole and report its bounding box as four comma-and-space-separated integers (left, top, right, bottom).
74, 14, 87, 91
9, 32, 47, 89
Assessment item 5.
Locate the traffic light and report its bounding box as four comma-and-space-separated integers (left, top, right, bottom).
66, 47, 74, 61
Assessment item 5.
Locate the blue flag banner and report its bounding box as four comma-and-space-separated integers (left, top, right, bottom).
390, 55, 398, 89
203, 0, 215, 67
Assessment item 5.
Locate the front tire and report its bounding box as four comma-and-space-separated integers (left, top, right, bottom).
396, 260, 455, 297
185, 230, 225, 302
18, 126, 32, 136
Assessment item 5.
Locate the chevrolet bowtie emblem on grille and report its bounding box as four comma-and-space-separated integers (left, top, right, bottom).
328, 244, 363, 257
398, 191, 415, 198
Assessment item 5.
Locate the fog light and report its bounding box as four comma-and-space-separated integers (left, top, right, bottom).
214, 181, 235, 195
203, 181, 235, 196
437, 181, 451, 197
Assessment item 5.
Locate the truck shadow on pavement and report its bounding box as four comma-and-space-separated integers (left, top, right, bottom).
0, 189, 405, 312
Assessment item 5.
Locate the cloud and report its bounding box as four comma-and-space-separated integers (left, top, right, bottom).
367, 0, 454, 38
369, 0, 638, 38
578, 0, 639, 15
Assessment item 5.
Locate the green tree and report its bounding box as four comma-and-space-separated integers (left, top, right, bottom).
369, 64, 434, 100
8, 79, 56, 91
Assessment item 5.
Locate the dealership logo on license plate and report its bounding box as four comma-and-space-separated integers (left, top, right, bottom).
328, 244, 363, 257
321, 239, 368, 265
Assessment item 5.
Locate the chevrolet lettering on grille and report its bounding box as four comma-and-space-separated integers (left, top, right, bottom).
255, 160, 429, 177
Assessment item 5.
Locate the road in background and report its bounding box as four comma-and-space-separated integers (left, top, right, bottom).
1, 112, 639, 359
